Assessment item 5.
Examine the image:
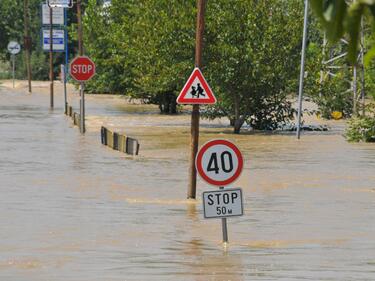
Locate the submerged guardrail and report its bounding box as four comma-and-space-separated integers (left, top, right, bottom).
101, 126, 139, 156
64, 103, 139, 155
64, 103, 80, 129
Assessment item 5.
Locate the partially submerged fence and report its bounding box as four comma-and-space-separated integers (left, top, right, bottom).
101, 126, 140, 156
64, 103, 139, 156
65, 104, 81, 129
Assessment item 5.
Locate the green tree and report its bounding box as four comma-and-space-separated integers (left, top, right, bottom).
203, 0, 304, 133
84, 0, 196, 114
126, 0, 196, 113
83, 0, 132, 93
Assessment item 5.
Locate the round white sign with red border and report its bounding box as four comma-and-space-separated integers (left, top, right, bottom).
196, 139, 243, 186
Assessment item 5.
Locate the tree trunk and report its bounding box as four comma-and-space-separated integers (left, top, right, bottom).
158, 92, 177, 114
233, 94, 243, 134
233, 118, 245, 134
169, 93, 177, 114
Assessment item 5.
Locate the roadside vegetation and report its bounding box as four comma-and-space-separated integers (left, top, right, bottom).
0, 0, 375, 136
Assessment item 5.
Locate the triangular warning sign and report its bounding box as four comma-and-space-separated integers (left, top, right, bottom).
177, 68, 217, 105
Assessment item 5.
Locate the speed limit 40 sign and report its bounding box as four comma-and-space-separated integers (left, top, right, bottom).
196, 139, 243, 186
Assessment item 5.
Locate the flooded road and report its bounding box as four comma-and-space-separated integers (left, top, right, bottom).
1, 82, 375, 281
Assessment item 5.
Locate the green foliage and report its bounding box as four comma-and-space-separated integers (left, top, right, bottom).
304, 42, 354, 119
0, 0, 25, 59
83, 0, 309, 130
310, 0, 375, 64
315, 74, 353, 118
303, 18, 375, 120
0, 0, 42, 58
0, 60, 11, 79
83, 0, 126, 93
83, 0, 196, 113
203, 0, 303, 132
345, 114, 375, 142
365, 33, 375, 100
16, 50, 50, 80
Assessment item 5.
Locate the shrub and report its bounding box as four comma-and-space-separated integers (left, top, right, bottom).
0, 60, 11, 79
345, 115, 375, 142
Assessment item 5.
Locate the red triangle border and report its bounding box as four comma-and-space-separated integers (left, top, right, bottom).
177, 68, 217, 105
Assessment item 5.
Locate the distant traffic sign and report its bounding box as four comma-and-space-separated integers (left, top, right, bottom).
177, 68, 216, 104
48, 0, 73, 8
196, 139, 243, 186
42, 4, 65, 25
69, 56, 96, 82
42, 29, 65, 51
203, 188, 243, 219
7, 41, 21, 55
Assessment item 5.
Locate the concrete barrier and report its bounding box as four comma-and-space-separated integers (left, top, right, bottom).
106, 129, 114, 148
68, 106, 73, 117
126, 137, 140, 156
65, 103, 73, 117
73, 112, 81, 129
64, 103, 80, 130
100, 126, 139, 156
101, 126, 107, 145
118, 134, 126, 153
113, 132, 119, 150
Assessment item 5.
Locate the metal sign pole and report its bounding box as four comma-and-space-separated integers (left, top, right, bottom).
80, 82, 85, 133
64, 67, 67, 114
64, 8, 68, 114
12, 54, 15, 88
219, 186, 229, 243
62, 64, 67, 114
49, 6, 54, 108
77, 0, 85, 134
296, 0, 309, 139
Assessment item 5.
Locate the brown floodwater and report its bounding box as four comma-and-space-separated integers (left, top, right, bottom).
0, 82, 374, 281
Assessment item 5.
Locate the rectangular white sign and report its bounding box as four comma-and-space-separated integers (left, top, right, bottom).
48, 0, 72, 8
42, 29, 65, 51
202, 188, 243, 219
42, 4, 65, 25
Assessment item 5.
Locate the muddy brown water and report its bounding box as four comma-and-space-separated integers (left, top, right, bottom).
0, 82, 374, 281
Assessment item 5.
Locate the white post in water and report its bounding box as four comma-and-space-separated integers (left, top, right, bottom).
297, 0, 309, 139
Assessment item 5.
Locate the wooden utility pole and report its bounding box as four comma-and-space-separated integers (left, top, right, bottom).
23, 0, 32, 93
77, 0, 83, 56
77, 0, 85, 133
187, 0, 206, 199
49, 7, 54, 108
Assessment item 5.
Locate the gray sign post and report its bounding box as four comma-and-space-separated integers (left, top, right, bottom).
7, 41, 21, 88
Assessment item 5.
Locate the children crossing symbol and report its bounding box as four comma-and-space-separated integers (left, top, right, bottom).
177, 68, 216, 104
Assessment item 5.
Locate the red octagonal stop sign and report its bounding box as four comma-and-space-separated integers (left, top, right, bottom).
69, 56, 96, 82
